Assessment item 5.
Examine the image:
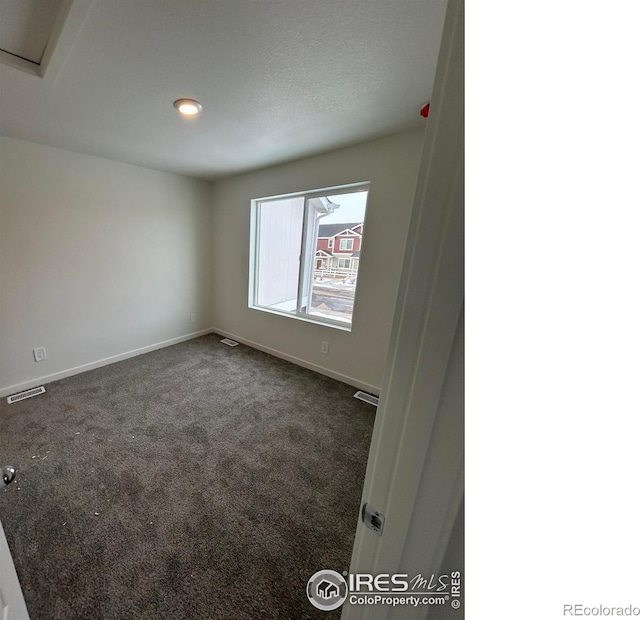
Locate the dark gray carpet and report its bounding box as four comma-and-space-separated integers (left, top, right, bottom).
0, 334, 375, 619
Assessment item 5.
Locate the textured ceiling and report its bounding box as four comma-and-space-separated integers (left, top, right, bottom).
0, 0, 447, 180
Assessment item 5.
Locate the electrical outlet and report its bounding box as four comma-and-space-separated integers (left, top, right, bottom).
320, 341, 329, 354
190, 313, 196, 323
33, 347, 47, 362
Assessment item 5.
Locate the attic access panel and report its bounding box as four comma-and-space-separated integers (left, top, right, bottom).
0, 0, 64, 64
0, 0, 92, 79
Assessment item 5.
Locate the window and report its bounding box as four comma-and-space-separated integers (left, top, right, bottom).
249, 182, 369, 330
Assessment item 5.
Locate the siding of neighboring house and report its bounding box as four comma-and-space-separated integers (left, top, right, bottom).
333, 234, 361, 254
316, 224, 363, 273
317, 238, 333, 252
256, 197, 303, 308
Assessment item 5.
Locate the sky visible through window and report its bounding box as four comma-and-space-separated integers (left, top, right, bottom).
320, 191, 367, 224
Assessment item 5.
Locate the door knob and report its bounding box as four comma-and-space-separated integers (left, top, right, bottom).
2, 465, 16, 485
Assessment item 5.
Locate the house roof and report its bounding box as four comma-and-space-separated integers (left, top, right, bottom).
318, 223, 363, 238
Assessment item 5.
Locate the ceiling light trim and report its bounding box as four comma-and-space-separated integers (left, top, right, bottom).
174, 99, 203, 116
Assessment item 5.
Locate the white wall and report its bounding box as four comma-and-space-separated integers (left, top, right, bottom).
0, 137, 213, 395
210, 130, 424, 392
1, 130, 422, 396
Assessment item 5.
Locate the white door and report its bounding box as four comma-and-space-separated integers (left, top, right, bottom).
1, 467, 30, 620
343, 0, 464, 617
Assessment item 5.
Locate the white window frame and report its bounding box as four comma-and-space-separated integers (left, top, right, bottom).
338, 258, 351, 269
339, 238, 354, 251
248, 181, 369, 331
328, 238, 333, 249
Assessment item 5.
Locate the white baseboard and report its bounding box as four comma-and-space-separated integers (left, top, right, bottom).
0, 328, 216, 399
1, 326, 380, 399
211, 327, 380, 396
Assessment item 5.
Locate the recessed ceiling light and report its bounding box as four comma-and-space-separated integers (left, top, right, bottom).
174, 99, 202, 116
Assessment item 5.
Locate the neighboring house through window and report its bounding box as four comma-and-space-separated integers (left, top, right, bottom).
249, 183, 369, 329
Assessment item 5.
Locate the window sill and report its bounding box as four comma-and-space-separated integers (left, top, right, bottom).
248, 304, 352, 332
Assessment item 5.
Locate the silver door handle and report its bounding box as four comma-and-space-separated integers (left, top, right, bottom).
2, 466, 16, 485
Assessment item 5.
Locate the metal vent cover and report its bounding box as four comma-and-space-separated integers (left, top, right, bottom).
220, 338, 239, 347
354, 391, 379, 406
7, 386, 46, 404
